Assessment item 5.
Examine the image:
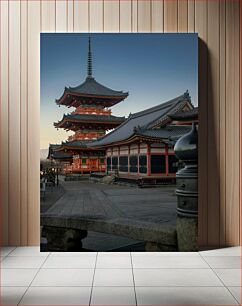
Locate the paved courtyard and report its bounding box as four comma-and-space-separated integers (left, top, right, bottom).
44, 179, 177, 225
41, 178, 177, 251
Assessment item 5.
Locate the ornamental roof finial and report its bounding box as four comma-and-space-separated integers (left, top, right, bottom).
183, 89, 191, 101
87, 35, 93, 78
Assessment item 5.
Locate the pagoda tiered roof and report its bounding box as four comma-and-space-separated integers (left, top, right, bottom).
55, 37, 128, 108
54, 140, 88, 151
54, 113, 126, 130
89, 91, 194, 148
53, 140, 102, 152
56, 77, 129, 108
48, 36, 129, 162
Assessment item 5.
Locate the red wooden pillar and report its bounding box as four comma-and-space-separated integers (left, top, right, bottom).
79, 156, 81, 172
87, 158, 90, 173
118, 146, 120, 173
81, 156, 83, 175
165, 144, 169, 176
104, 150, 107, 173
147, 144, 151, 176
137, 143, 140, 176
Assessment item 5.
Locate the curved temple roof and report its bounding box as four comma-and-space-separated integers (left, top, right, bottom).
54, 113, 126, 128
66, 77, 128, 98
56, 36, 128, 105
169, 107, 198, 121
89, 91, 193, 147
57, 140, 88, 150
135, 125, 192, 140
53, 140, 104, 151
48, 144, 72, 159
56, 77, 129, 107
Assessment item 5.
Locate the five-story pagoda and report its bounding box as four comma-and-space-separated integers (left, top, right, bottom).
48, 36, 128, 174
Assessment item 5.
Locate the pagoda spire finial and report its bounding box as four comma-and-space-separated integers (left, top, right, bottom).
87, 35, 93, 78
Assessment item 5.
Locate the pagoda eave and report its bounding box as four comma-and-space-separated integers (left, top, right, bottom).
50, 156, 72, 162
54, 120, 124, 130
56, 92, 128, 108
53, 142, 104, 152
57, 146, 102, 152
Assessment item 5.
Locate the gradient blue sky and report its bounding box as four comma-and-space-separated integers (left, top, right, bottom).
41, 33, 198, 149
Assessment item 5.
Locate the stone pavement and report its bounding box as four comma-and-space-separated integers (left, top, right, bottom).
44, 179, 177, 227
41, 178, 177, 251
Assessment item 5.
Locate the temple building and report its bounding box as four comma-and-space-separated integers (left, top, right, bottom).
48, 37, 128, 173
48, 36, 197, 181
89, 91, 195, 185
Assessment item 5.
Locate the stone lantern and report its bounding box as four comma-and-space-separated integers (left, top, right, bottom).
174, 123, 198, 251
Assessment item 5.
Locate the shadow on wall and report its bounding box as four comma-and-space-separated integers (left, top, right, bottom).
198, 38, 221, 248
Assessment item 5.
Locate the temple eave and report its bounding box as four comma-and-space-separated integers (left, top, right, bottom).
50, 155, 72, 161
56, 91, 128, 107
54, 122, 125, 130
53, 144, 102, 152
89, 134, 169, 149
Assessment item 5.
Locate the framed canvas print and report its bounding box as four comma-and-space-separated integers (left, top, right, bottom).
40, 33, 198, 252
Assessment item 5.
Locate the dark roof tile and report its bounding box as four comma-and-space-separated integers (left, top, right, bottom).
137, 125, 192, 140
57, 77, 128, 102
55, 114, 125, 126
169, 107, 198, 121
61, 140, 89, 148
89, 91, 193, 147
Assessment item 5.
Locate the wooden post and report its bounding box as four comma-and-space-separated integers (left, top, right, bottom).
118, 146, 120, 173
147, 144, 151, 176
128, 145, 130, 176
137, 143, 140, 176
165, 144, 169, 176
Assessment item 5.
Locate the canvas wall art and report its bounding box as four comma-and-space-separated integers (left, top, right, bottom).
40, 33, 198, 252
